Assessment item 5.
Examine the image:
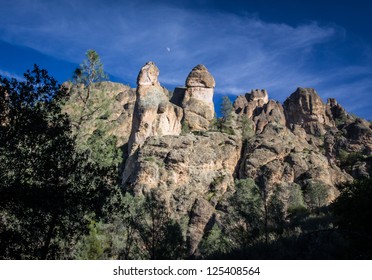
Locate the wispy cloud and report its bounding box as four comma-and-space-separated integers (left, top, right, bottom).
0, 0, 371, 117
0, 69, 24, 80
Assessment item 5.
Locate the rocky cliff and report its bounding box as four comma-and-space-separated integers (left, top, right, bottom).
64, 62, 372, 257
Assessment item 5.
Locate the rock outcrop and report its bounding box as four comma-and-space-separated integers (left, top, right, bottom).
129, 132, 242, 255
63, 81, 136, 147
283, 87, 334, 136
123, 62, 183, 184
171, 65, 215, 131
233, 89, 286, 133
64, 61, 372, 259
239, 122, 352, 201
128, 62, 183, 155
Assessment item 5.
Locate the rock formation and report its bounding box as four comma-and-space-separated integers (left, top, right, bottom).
122, 62, 183, 184
129, 132, 242, 255
238, 122, 352, 201
62, 81, 136, 147
64, 61, 372, 258
233, 89, 286, 133
283, 87, 334, 136
127, 62, 183, 155
171, 64, 215, 131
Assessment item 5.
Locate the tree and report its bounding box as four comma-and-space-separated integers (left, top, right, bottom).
305, 181, 328, 213
221, 96, 233, 121
267, 187, 286, 234
332, 178, 372, 235
75, 221, 105, 260
134, 191, 185, 259
332, 178, 372, 258
241, 115, 254, 140
73, 49, 108, 103
227, 179, 264, 245
0, 66, 113, 259
72, 50, 108, 134
198, 223, 232, 257
220, 96, 234, 134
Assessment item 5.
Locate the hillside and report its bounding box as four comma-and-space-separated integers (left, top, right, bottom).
2, 63, 371, 260
62, 62, 372, 258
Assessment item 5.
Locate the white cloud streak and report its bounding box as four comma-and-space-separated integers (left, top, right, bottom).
0, 69, 24, 81
0, 0, 371, 117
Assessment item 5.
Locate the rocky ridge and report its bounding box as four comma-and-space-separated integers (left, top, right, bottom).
64, 62, 372, 257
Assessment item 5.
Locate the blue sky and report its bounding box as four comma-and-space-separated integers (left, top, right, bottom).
1, 0, 371, 119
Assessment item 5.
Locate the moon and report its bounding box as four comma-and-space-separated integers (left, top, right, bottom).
166, 47, 171, 52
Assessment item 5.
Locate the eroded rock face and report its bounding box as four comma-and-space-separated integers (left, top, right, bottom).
239, 123, 352, 201
123, 62, 183, 184
129, 132, 242, 255
171, 65, 215, 131
233, 89, 286, 134
283, 87, 333, 136
63, 81, 136, 147
127, 62, 183, 155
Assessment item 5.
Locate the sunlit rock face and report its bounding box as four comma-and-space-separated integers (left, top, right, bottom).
123, 62, 183, 183
171, 64, 215, 131
127, 61, 183, 155
233, 89, 286, 134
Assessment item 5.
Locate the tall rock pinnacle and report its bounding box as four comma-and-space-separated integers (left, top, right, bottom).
123, 62, 183, 184
171, 64, 215, 131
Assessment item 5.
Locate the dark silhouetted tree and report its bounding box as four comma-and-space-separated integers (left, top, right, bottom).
134, 191, 185, 259
0, 66, 114, 259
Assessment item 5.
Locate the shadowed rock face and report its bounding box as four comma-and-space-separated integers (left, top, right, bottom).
129, 132, 242, 255
172, 64, 215, 131
69, 62, 369, 258
283, 87, 334, 136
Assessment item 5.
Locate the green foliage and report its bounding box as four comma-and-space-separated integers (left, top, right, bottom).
199, 224, 232, 257
305, 182, 328, 213
86, 129, 122, 168
75, 221, 104, 260
241, 115, 254, 140
0, 66, 115, 259
334, 114, 348, 127
218, 96, 235, 135
73, 49, 108, 91
332, 178, 372, 258
65, 82, 125, 171
267, 187, 286, 233
221, 96, 233, 121
338, 149, 366, 170
181, 120, 190, 134
227, 179, 264, 244
333, 178, 372, 235
134, 191, 185, 259
71, 50, 109, 138
287, 184, 307, 213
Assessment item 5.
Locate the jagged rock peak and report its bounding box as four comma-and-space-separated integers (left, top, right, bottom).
247, 89, 269, 104
186, 64, 215, 88
137, 61, 160, 87
283, 87, 333, 135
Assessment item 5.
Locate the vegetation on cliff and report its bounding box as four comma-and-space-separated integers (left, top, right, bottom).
1, 55, 372, 259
